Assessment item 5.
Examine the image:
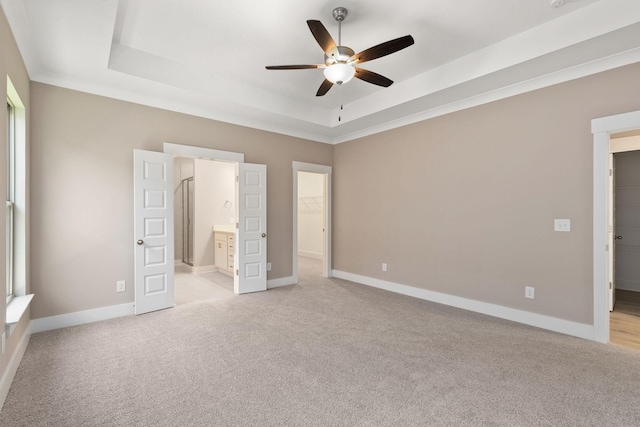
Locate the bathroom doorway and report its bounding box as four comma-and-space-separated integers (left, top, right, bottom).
173, 156, 236, 305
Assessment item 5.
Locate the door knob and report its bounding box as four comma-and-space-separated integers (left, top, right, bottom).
261, 233, 267, 238
615, 235, 623, 240
137, 239, 144, 245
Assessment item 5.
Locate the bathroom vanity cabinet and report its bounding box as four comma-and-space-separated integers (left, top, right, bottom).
214, 231, 235, 275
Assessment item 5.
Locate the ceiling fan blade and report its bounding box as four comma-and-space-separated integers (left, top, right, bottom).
316, 79, 333, 96
349, 35, 415, 64
307, 20, 337, 55
354, 68, 393, 87
265, 65, 322, 70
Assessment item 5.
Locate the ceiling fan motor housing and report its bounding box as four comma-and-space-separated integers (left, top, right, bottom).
325, 46, 355, 66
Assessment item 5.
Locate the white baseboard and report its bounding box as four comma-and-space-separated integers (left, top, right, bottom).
332, 270, 595, 341
268, 275, 296, 289
0, 326, 30, 410
298, 251, 323, 260
30, 303, 135, 334
191, 264, 217, 274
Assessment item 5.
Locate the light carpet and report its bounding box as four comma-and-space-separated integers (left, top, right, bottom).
1, 259, 640, 426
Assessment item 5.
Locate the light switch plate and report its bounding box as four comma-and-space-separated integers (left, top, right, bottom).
525, 286, 535, 299
554, 219, 571, 232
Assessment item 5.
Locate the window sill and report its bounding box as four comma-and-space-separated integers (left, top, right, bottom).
6, 294, 33, 336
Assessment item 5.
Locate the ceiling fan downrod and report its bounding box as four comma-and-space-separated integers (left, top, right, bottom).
332, 7, 348, 46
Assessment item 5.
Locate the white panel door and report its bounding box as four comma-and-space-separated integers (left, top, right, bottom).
134, 149, 175, 315
235, 163, 267, 294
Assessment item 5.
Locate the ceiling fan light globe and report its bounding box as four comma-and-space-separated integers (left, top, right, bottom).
324, 63, 355, 84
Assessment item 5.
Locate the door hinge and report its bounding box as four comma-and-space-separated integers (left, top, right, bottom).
609, 169, 613, 176
606, 244, 609, 252
609, 282, 613, 290
236, 222, 239, 229
236, 176, 239, 182
236, 269, 239, 276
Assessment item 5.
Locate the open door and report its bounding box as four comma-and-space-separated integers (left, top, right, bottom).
133, 149, 175, 314
235, 163, 267, 294
609, 153, 616, 311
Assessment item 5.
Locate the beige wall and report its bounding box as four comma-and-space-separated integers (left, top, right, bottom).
0, 6, 30, 386
334, 63, 640, 325
30, 83, 333, 319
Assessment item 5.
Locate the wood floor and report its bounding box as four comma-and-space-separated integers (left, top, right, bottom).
610, 290, 640, 351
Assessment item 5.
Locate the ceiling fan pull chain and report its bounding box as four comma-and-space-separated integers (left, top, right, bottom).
339, 85, 343, 122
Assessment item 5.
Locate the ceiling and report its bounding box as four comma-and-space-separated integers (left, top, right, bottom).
2, 0, 640, 144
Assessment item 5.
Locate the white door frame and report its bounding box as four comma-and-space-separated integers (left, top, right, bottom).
592, 110, 640, 343
292, 161, 332, 282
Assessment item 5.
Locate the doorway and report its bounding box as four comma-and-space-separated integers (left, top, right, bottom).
133, 143, 268, 315
608, 142, 640, 350
292, 161, 332, 283
173, 156, 236, 305
592, 110, 640, 344
297, 171, 325, 278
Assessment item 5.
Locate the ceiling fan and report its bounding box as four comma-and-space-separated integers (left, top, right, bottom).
266, 7, 415, 97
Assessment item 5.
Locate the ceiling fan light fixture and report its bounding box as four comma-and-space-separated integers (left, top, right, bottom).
324, 63, 355, 84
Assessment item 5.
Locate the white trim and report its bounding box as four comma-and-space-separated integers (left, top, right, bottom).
5, 294, 34, 336
292, 162, 333, 283
190, 264, 217, 274
30, 303, 135, 334
592, 110, 640, 134
292, 161, 332, 174
332, 270, 595, 341
333, 48, 640, 145
0, 327, 30, 410
591, 109, 640, 344
267, 276, 296, 289
163, 142, 244, 163
6, 76, 28, 304
298, 251, 323, 260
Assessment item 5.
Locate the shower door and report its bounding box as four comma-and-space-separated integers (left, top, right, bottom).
181, 177, 194, 266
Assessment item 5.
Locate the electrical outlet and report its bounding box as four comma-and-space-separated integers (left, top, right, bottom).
382, 263, 387, 272
525, 286, 535, 299
267, 263, 272, 271
554, 219, 571, 232
116, 280, 126, 293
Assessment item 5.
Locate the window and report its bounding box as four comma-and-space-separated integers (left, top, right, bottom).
6, 99, 15, 301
